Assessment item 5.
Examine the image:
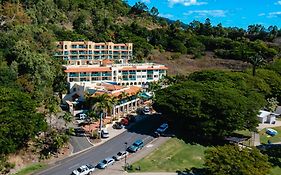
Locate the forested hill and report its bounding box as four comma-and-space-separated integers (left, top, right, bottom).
0, 0, 281, 173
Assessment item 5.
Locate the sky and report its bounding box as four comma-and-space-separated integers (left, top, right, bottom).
126, 0, 281, 29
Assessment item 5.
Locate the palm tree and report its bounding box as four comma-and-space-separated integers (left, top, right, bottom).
248, 53, 264, 76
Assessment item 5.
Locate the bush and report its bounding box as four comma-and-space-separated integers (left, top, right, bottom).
91, 130, 99, 139
171, 53, 181, 60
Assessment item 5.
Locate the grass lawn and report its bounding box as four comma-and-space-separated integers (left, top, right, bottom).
12, 163, 46, 175
259, 126, 281, 144
270, 166, 281, 175
130, 138, 207, 172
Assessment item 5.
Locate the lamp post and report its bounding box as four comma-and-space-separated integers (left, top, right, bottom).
124, 142, 128, 171
99, 112, 103, 138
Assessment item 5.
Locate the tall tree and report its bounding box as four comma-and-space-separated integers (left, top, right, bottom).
248, 53, 264, 76
204, 145, 271, 175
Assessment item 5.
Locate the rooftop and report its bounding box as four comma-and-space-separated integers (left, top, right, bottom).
63, 63, 168, 72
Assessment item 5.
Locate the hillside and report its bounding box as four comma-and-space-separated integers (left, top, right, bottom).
148, 51, 250, 75
0, 0, 281, 174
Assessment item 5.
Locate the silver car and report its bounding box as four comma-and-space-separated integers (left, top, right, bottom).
112, 151, 129, 161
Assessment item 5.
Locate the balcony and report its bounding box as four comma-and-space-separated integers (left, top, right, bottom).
122, 72, 129, 75
69, 74, 79, 77
92, 73, 101, 76
80, 74, 90, 77
102, 73, 112, 76
147, 77, 153, 80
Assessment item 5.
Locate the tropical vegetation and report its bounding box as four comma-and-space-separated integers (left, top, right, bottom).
0, 0, 280, 174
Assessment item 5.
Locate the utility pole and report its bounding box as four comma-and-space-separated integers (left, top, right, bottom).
124, 142, 128, 171
99, 112, 103, 138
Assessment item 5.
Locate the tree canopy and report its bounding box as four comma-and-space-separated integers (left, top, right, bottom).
153, 70, 267, 139
0, 86, 47, 154
204, 145, 271, 175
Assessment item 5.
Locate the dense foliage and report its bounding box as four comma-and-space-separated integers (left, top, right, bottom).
204, 145, 271, 175
153, 68, 281, 139
0, 87, 47, 154
0, 0, 280, 172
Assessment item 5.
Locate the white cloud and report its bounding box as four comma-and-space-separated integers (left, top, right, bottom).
258, 13, 265, 16
268, 11, 281, 18
184, 10, 227, 17
274, 1, 281, 5
159, 13, 174, 19
141, 0, 151, 3
168, 0, 207, 7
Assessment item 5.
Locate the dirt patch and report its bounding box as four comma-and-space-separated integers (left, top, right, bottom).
147, 51, 251, 75
8, 143, 71, 174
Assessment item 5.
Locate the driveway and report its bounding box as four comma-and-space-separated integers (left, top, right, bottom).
69, 136, 93, 153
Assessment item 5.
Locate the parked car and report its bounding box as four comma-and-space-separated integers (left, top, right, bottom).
112, 151, 129, 161
127, 139, 144, 153
156, 123, 169, 134
71, 164, 95, 175
142, 106, 150, 115
112, 122, 124, 129
266, 128, 278, 136
76, 113, 88, 120
101, 128, 109, 138
74, 128, 86, 137
96, 157, 115, 169
120, 118, 129, 126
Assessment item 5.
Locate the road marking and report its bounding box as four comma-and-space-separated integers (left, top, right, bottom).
146, 144, 153, 148
68, 163, 79, 170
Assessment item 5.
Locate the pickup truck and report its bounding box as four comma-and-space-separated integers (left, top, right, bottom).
71, 164, 95, 175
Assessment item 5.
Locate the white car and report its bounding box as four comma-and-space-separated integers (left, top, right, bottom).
156, 123, 169, 134
101, 128, 109, 138
71, 164, 95, 175
112, 151, 129, 161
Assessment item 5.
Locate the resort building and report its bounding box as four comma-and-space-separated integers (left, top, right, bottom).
63, 62, 168, 89
55, 41, 133, 65
63, 82, 142, 118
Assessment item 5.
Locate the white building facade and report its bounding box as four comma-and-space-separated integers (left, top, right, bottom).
55, 41, 133, 65
64, 63, 168, 89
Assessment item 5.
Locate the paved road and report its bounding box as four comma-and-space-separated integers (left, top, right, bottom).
69, 136, 93, 153
35, 115, 163, 175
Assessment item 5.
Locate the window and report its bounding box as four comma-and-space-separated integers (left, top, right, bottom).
64, 45, 67, 49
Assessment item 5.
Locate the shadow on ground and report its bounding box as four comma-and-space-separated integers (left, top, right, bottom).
125, 113, 165, 138
176, 167, 207, 175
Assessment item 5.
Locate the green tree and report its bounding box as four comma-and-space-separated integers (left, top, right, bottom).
0, 86, 47, 154
153, 71, 266, 139
204, 145, 271, 175
150, 6, 159, 17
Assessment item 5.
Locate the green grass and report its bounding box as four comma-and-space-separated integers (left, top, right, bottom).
259, 126, 281, 144
270, 166, 281, 175
130, 138, 207, 172
13, 163, 46, 175
234, 130, 252, 137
